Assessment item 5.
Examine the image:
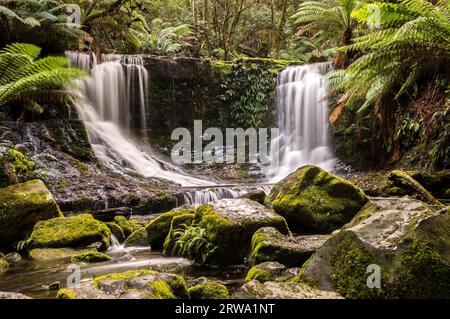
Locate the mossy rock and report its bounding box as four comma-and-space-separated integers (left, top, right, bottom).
188, 281, 229, 299
194, 198, 289, 265
145, 206, 195, 250
71, 251, 112, 263
26, 214, 111, 251
301, 196, 450, 298
245, 262, 287, 283
250, 227, 327, 267
56, 288, 77, 299
0, 180, 62, 248
163, 214, 195, 256
0, 258, 8, 273
124, 228, 148, 248
29, 248, 95, 261
265, 165, 369, 234
113, 216, 141, 238
240, 189, 267, 205
105, 222, 126, 243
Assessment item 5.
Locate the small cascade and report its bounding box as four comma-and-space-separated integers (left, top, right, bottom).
108, 234, 124, 251
183, 185, 272, 206
267, 63, 336, 182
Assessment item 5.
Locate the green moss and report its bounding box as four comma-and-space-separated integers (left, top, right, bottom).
245, 266, 273, 283
0, 258, 8, 272
93, 269, 157, 287
148, 278, 176, 299
71, 251, 112, 263
105, 222, 126, 243
114, 216, 141, 238
163, 214, 195, 256
188, 281, 230, 299
165, 275, 189, 299
266, 165, 369, 234
26, 214, 111, 251
56, 288, 77, 299
145, 207, 195, 250
124, 228, 148, 248
6, 149, 34, 174
29, 248, 95, 261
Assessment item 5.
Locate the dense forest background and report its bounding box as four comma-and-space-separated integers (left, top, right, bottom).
0, 0, 449, 170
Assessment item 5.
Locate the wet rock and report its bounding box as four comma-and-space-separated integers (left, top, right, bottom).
0, 258, 8, 273
195, 198, 289, 265
0, 292, 32, 299
0, 180, 62, 247
301, 196, 450, 298
65, 269, 188, 299
71, 251, 112, 263
188, 280, 230, 299
124, 228, 148, 248
145, 206, 195, 250
241, 189, 267, 205
105, 222, 126, 243
48, 281, 61, 290
245, 262, 287, 283
3, 252, 21, 263
266, 165, 369, 234
28, 248, 95, 261
249, 227, 328, 267
116, 253, 136, 262
233, 280, 343, 299
26, 214, 111, 251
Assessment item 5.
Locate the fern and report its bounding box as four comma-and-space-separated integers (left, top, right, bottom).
172, 224, 217, 265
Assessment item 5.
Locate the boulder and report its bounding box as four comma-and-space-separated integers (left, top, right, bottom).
105, 222, 126, 243
71, 251, 112, 263
163, 214, 195, 256
0, 180, 62, 247
250, 227, 328, 267
266, 165, 368, 234
28, 248, 95, 261
113, 216, 141, 238
188, 280, 230, 299
62, 269, 188, 299
0, 292, 32, 299
26, 214, 111, 251
233, 280, 343, 299
241, 189, 267, 205
0, 258, 8, 273
124, 228, 148, 248
194, 198, 289, 265
245, 262, 287, 283
301, 196, 450, 298
145, 206, 195, 250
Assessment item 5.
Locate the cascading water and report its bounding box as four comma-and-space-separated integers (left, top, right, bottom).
267, 63, 336, 182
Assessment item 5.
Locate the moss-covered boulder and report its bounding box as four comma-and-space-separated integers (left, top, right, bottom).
245, 262, 287, 283
265, 165, 369, 234
301, 196, 450, 298
113, 216, 141, 238
124, 228, 148, 248
105, 222, 126, 243
145, 206, 195, 250
233, 280, 343, 299
163, 214, 195, 256
194, 198, 289, 265
26, 214, 111, 251
0, 180, 62, 248
65, 269, 188, 299
29, 248, 95, 261
0, 258, 8, 273
71, 251, 112, 263
188, 281, 229, 299
56, 289, 77, 299
250, 227, 327, 267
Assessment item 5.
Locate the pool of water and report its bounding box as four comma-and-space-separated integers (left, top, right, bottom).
0, 247, 246, 299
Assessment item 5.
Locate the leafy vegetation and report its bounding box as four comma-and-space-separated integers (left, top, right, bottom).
172, 224, 217, 264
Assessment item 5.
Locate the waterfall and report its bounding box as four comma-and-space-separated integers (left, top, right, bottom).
67, 52, 211, 187
267, 63, 336, 182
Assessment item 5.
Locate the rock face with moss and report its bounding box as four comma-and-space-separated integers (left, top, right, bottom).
301, 196, 450, 298
250, 227, 327, 267
124, 228, 148, 248
26, 214, 111, 251
29, 248, 95, 261
71, 251, 112, 263
61, 269, 188, 299
188, 281, 230, 299
266, 165, 369, 234
194, 198, 289, 265
245, 262, 290, 283
233, 280, 343, 299
145, 206, 195, 250
0, 180, 62, 248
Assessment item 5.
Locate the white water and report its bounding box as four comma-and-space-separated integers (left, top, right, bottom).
267, 63, 336, 182
67, 52, 212, 187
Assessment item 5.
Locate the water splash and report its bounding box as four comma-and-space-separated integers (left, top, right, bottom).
267, 63, 336, 182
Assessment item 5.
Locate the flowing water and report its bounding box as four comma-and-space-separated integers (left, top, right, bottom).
267, 63, 335, 182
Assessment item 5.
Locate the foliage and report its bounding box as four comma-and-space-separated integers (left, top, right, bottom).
172, 224, 217, 264
0, 43, 86, 114
219, 62, 276, 128
0, 0, 84, 52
